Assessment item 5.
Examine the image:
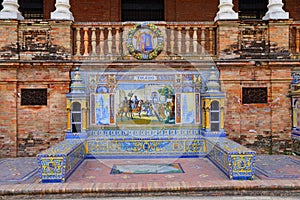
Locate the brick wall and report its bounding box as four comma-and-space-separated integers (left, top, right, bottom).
0, 64, 71, 157
44, 0, 218, 22
0, 66, 17, 157
168, 0, 218, 22
0, 21, 19, 60
220, 64, 292, 154
0, 21, 73, 157
285, 0, 300, 21
41, 0, 300, 22
49, 21, 73, 55
216, 21, 239, 58
16, 64, 71, 157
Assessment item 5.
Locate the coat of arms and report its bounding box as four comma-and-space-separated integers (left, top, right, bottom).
126, 22, 164, 60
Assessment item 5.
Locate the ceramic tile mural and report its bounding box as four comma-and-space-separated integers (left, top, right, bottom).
116, 83, 175, 125
95, 94, 110, 125
181, 93, 195, 124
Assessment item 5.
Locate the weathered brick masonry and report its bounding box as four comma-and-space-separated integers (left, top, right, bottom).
43, 0, 300, 22
220, 63, 292, 154
0, 21, 72, 157
216, 19, 294, 154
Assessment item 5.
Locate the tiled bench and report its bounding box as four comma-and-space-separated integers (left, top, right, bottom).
292, 131, 300, 155
206, 137, 256, 180
37, 139, 86, 183
85, 129, 206, 158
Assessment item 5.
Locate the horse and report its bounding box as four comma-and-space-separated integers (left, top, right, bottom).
117, 99, 143, 121
117, 100, 133, 121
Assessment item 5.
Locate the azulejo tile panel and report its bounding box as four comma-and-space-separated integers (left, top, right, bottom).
88, 129, 201, 139
86, 139, 206, 157
37, 139, 85, 183
38, 157, 65, 182
292, 132, 300, 155
230, 154, 256, 180
206, 138, 256, 180
86, 129, 205, 157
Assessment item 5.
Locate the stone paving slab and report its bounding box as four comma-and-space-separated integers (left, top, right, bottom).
255, 155, 300, 179
0, 157, 38, 184
0, 156, 300, 199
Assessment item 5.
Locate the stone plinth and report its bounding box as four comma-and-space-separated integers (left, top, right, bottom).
214, 0, 238, 21
263, 0, 289, 20
0, 0, 23, 20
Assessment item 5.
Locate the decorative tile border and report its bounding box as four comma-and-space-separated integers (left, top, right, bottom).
88, 129, 201, 139
86, 138, 206, 157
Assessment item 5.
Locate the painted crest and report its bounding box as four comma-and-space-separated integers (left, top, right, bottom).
126, 22, 164, 60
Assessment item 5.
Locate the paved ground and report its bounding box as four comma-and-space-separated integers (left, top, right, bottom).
34, 197, 300, 200
0, 156, 300, 199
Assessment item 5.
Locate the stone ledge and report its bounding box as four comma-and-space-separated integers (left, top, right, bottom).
0, 180, 300, 199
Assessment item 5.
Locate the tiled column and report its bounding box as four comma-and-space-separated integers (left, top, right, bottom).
0, 0, 24, 20
51, 0, 74, 20
263, 0, 289, 20
214, 0, 238, 22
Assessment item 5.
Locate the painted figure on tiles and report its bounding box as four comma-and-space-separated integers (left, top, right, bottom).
137, 32, 153, 52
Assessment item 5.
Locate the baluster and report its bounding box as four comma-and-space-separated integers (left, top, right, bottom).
115, 27, 120, 55
122, 28, 128, 57
108, 27, 113, 56
91, 27, 97, 56
83, 27, 89, 56
99, 27, 104, 59
185, 27, 190, 54
162, 26, 167, 57
296, 27, 300, 53
200, 27, 206, 55
209, 27, 214, 55
76, 27, 81, 56
170, 27, 175, 54
178, 27, 182, 54
193, 27, 198, 54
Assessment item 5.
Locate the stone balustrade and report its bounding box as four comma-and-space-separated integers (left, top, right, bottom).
1, 20, 300, 60
72, 22, 217, 60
